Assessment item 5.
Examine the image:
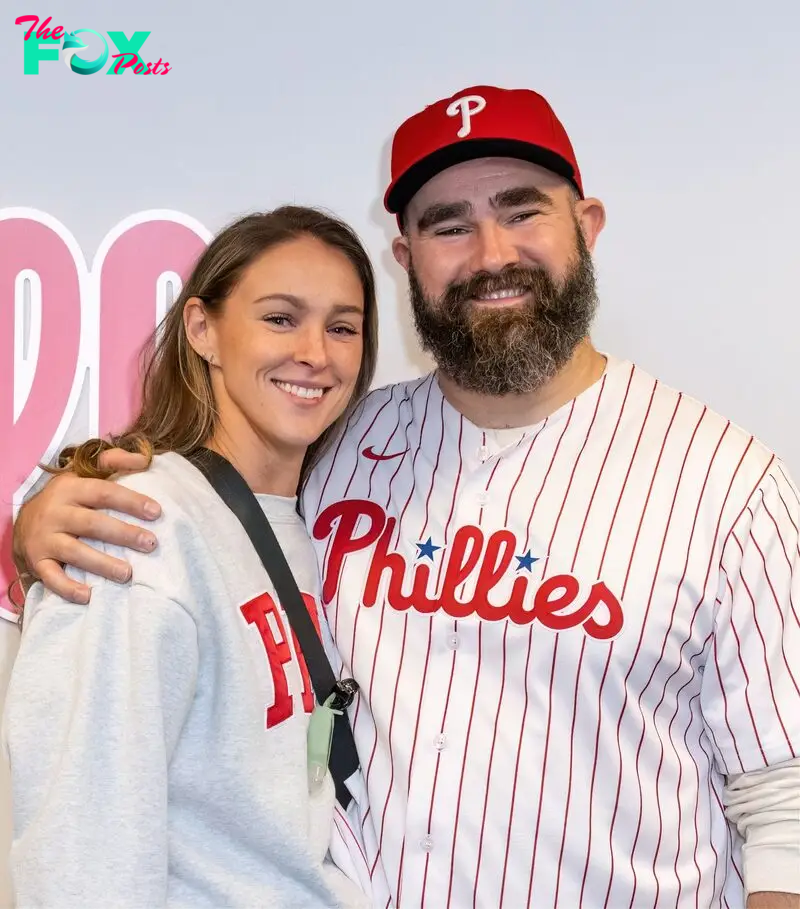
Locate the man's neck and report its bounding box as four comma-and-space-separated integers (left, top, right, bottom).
436, 340, 608, 430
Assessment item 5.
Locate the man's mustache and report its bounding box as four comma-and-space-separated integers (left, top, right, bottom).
444, 265, 553, 307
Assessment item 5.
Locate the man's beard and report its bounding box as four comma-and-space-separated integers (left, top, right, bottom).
408, 225, 598, 396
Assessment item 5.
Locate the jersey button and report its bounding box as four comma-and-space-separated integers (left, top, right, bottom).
434, 733, 447, 751
478, 445, 489, 461
420, 835, 434, 852
476, 492, 488, 505
446, 633, 460, 651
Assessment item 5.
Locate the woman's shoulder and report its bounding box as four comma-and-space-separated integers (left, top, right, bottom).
114, 452, 214, 516
75, 452, 234, 600
105, 452, 229, 557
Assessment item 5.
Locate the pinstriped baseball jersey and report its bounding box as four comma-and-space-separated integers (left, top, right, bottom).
302, 353, 800, 909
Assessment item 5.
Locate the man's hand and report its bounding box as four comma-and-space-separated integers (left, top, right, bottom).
13, 449, 161, 604
748, 893, 800, 908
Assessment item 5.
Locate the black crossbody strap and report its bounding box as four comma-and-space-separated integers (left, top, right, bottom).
186, 448, 359, 808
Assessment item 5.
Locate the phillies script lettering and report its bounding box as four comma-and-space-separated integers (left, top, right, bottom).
314, 500, 624, 639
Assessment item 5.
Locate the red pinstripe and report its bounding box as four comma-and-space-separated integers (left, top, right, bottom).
470, 426, 552, 904
419, 640, 458, 908
480, 458, 503, 524
347, 391, 409, 678
720, 575, 769, 763
551, 636, 587, 908
684, 687, 711, 908
444, 431, 507, 908
333, 804, 369, 868
731, 529, 797, 749
329, 392, 398, 640
552, 372, 633, 904
352, 383, 429, 733
413, 415, 464, 906
682, 691, 706, 905
498, 626, 534, 908
527, 379, 608, 897
692, 702, 724, 905
623, 417, 731, 898
709, 632, 744, 772
361, 379, 436, 857
578, 643, 619, 901
445, 623, 482, 909
602, 381, 673, 903
662, 649, 713, 906
471, 623, 509, 907
761, 482, 800, 630
481, 422, 549, 908
389, 395, 455, 902
369, 613, 410, 881
773, 468, 800, 588
317, 386, 396, 504
372, 389, 443, 879
737, 511, 800, 699
619, 396, 701, 906
575, 370, 659, 904
644, 437, 764, 906
489, 399, 575, 904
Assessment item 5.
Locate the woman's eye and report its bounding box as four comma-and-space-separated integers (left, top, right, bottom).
264, 315, 292, 327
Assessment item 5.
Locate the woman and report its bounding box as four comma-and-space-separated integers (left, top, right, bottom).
2, 206, 378, 907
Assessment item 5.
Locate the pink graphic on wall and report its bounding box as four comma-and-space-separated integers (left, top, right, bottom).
0, 209, 210, 619
93, 214, 210, 436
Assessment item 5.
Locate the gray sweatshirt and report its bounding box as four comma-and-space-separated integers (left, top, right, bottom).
2, 452, 371, 908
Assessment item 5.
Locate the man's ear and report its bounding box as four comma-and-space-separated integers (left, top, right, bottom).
392, 235, 411, 273
574, 197, 606, 251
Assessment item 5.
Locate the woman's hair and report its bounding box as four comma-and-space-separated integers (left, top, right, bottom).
53, 205, 379, 492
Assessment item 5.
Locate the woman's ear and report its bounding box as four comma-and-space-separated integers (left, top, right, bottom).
183, 297, 217, 364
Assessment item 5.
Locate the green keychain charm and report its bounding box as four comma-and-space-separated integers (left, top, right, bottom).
307, 693, 341, 795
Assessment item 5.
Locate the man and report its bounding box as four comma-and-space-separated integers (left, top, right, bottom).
11, 85, 800, 908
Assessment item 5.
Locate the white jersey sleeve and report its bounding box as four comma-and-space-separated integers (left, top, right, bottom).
2, 575, 198, 907
724, 756, 800, 896
702, 459, 800, 774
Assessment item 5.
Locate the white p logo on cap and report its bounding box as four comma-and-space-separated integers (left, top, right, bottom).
446, 94, 487, 138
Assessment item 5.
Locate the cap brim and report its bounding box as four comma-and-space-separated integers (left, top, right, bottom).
385, 137, 582, 215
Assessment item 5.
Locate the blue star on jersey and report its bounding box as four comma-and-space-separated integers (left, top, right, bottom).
416, 537, 441, 561
515, 549, 539, 572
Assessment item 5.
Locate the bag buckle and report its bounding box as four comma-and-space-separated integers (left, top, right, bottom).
329, 678, 359, 711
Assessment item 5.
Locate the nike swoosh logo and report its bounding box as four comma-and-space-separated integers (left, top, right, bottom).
362, 446, 407, 461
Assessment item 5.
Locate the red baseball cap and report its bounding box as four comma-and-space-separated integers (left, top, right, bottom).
384, 85, 583, 216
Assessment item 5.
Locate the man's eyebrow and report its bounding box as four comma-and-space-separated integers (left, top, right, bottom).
490, 186, 556, 210
416, 201, 472, 232
415, 186, 556, 232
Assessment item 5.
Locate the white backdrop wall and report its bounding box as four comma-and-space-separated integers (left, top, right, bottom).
3, 0, 799, 460
0, 0, 799, 904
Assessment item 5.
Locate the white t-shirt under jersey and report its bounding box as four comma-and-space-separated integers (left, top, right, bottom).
3, 452, 371, 908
